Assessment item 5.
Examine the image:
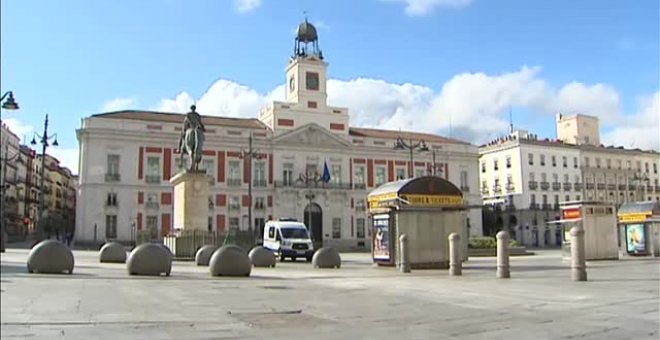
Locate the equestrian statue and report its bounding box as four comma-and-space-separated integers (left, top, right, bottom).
177, 104, 206, 172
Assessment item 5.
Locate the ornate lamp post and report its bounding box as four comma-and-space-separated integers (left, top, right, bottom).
239, 132, 265, 236
0, 90, 19, 252
393, 136, 429, 178
31, 114, 58, 240
0, 144, 23, 252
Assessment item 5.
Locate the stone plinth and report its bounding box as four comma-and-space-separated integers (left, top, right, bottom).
170, 170, 210, 231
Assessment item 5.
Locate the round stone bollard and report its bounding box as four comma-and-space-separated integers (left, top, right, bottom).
209, 245, 251, 277
399, 234, 411, 273
249, 246, 276, 268
312, 247, 341, 269
27, 240, 74, 274
570, 226, 587, 281
496, 231, 511, 278
448, 232, 462, 276
195, 245, 218, 266
99, 242, 127, 263
126, 243, 172, 276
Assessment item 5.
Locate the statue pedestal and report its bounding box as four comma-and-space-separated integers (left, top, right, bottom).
170, 170, 211, 231
167, 171, 214, 259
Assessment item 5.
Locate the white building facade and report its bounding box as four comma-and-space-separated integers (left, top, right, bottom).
479, 115, 660, 247
75, 21, 483, 250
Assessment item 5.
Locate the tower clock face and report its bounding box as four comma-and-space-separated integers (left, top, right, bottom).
306, 72, 319, 90
289, 77, 295, 92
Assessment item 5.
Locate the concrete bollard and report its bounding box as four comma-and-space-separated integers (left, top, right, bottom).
448, 232, 461, 276
570, 225, 587, 281
399, 234, 411, 273
496, 230, 510, 278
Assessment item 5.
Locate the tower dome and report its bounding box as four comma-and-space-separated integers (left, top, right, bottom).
293, 18, 323, 59
296, 20, 318, 43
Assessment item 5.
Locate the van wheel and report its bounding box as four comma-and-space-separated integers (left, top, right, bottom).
280, 254, 286, 262
306, 256, 312, 262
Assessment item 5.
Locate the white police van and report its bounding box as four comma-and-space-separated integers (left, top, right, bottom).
263, 218, 315, 262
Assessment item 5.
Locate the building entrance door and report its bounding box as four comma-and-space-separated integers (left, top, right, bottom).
304, 203, 323, 249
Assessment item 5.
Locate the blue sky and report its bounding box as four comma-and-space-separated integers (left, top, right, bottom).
1, 0, 658, 173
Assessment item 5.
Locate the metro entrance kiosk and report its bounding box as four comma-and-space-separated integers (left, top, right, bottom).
616, 201, 660, 257
551, 201, 618, 261
367, 176, 468, 269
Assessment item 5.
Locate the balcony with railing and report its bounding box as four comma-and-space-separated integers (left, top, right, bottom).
505, 183, 515, 193
492, 185, 502, 194
646, 185, 653, 192
529, 203, 539, 210
552, 182, 561, 191
105, 173, 121, 182
574, 182, 583, 191
227, 178, 242, 187
528, 181, 538, 190
540, 181, 549, 190
541, 203, 552, 210
618, 184, 627, 190
628, 184, 636, 190
354, 183, 366, 190
273, 180, 353, 190
563, 182, 572, 191
145, 202, 160, 210
252, 179, 267, 188
655, 185, 660, 193
585, 183, 595, 190
607, 184, 616, 191
145, 175, 160, 184
480, 187, 489, 195
597, 183, 606, 190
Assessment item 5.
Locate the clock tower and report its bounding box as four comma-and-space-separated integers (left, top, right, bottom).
285, 19, 328, 108
258, 19, 349, 136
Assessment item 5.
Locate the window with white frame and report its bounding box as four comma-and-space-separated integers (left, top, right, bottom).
540, 155, 546, 166
460, 170, 468, 190
528, 153, 534, 165
562, 156, 567, 168
551, 155, 557, 167
228, 160, 241, 186
332, 218, 341, 239
146, 216, 159, 238
354, 166, 365, 186
253, 162, 266, 187
396, 168, 406, 180
105, 215, 117, 239
107, 154, 120, 179
228, 196, 240, 211
356, 218, 365, 238
228, 217, 239, 230
282, 163, 293, 186
254, 197, 265, 210
202, 159, 215, 180
375, 167, 386, 186
331, 164, 341, 184
146, 156, 160, 183
505, 156, 511, 168
415, 168, 425, 178
175, 157, 188, 171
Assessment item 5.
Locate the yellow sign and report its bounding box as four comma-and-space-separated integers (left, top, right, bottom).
368, 192, 399, 205
401, 194, 463, 206
618, 213, 650, 223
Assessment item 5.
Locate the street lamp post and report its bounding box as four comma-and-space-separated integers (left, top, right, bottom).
31, 114, 58, 240
239, 132, 264, 237
0, 144, 23, 252
393, 136, 429, 178
0, 90, 19, 252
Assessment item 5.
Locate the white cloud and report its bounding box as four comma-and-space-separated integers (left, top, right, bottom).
233, 0, 261, 13
383, 0, 474, 16
602, 91, 659, 151
101, 97, 137, 112
2, 118, 34, 139
49, 147, 80, 175
152, 66, 658, 150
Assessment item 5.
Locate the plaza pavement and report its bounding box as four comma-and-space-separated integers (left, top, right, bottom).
1, 248, 658, 340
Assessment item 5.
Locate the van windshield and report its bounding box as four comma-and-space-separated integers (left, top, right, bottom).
281, 228, 309, 239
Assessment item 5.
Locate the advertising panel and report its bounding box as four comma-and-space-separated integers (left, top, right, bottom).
625, 224, 646, 254
372, 214, 390, 261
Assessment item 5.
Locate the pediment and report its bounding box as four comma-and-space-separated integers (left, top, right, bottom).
273, 123, 351, 148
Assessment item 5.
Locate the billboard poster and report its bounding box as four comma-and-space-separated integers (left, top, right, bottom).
372, 215, 390, 261
625, 224, 646, 254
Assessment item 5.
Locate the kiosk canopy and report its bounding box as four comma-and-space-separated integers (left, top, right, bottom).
618, 201, 660, 223
367, 176, 463, 209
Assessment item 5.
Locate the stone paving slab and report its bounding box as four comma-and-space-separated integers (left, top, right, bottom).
1, 249, 658, 339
